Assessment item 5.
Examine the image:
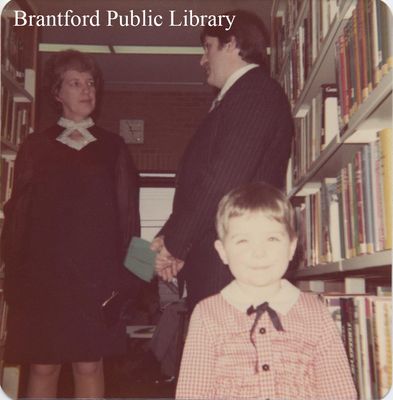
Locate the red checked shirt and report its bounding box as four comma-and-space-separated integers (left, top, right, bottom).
176, 280, 357, 400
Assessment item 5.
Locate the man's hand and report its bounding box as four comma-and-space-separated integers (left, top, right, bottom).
150, 236, 164, 252
151, 236, 184, 281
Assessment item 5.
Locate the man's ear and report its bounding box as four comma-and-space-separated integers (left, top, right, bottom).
214, 239, 228, 265
226, 36, 239, 52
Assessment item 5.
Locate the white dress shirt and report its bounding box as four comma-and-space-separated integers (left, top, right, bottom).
209, 63, 259, 111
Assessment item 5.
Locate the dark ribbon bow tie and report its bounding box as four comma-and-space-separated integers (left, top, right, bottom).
247, 301, 284, 336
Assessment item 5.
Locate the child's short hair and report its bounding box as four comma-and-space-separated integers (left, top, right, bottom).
216, 182, 297, 241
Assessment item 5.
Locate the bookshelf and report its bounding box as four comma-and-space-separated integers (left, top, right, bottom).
271, 0, 392, 398
0, 0, 38, 394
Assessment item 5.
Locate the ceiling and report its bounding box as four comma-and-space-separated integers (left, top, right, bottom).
23, 0, 274, 91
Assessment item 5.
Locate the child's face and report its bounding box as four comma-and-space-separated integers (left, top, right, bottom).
215, 211, 297, 291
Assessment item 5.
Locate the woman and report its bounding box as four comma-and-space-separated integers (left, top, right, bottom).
2, 50, 140, 398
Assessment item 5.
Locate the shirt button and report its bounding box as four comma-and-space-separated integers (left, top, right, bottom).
262, 364, 270, 371
259, 327, 266, 334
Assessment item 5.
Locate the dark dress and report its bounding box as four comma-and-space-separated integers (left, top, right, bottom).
3, 124, 140, 363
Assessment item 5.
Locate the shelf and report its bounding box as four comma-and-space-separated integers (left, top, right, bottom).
1, 139, 18, 153
342, 251, 392, 272
292, 0, 356, 115
277, 0, 309, 83
289, 137, 339, 196
294, 250, 391, 279
273, 1, 392, 395
290, 141, 369, 197
295, 262, 341, 277
1, 70, 33, 102
289, 70, 392, 197
272, 0, 308, 82
341, 71, 393, 141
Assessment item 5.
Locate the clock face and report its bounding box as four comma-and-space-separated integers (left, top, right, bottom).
119, 119, 144, 144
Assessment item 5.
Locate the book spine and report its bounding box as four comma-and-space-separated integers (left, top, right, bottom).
320, 83, 339, 149
336, 172, 347, 259
352, 8, 362, 113
375, 140, 386, 249
377, 128, 392, 249
379, 1, 392, 76
365, 297, 379, 399
361, 143, 375, 254
369, 140, 383, 251
338, 34, 349, 127
354, 150, 367, 255
364, 0, 374, 92
357, 0, 369, 100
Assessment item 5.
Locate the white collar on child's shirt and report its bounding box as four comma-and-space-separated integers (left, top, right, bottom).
56, 117, 96, 151
221, 279, 300, 316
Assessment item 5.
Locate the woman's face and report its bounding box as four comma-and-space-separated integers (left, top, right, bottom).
55, 69, 96, 121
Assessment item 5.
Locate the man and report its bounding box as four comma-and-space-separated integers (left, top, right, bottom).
151, 10, 294, 311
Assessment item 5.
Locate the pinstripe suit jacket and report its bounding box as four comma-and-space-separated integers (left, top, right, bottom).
160, 67, 294, 308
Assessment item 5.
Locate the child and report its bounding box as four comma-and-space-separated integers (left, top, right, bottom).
176, 182, 357, 400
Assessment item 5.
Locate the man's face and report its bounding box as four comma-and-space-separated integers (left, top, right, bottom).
200, 36, 233, 89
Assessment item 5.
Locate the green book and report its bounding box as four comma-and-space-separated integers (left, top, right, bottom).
124, 236, 156, 282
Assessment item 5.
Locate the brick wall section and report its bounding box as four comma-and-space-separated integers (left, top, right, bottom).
37, 88, 213, 172
99, 90, 212, 172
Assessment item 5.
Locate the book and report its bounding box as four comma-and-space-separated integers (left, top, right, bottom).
123, 236, 156, 282
337, 33, 349, 127
319, 294, 343, 333
379, 1, 393, 76
341, 297, 359, 387
369, 140, 384, 251
364, 0, 374, 93
369, 0, 381, 85
365, 296, 378, 398
323, 177, 341, 261
357, 0, 369, 101
352, 7, 362, 112
320, 83, 339, 150
354, 296, 372, 400
354, 151, 367, 255
336, 170, 347, 259
371, 297, 392, 398
377, 128, 392, 249
361, 144, 375, 253
2, 365, 20, 399
345, 163, 355, 258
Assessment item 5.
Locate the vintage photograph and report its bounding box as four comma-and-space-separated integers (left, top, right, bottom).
0, 0, 392, 399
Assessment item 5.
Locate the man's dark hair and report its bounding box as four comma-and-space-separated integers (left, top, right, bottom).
200, 10, 269, 71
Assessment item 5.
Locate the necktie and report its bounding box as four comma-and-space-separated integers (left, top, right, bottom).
209, 97, 221, 112
247, 301, 284, 338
